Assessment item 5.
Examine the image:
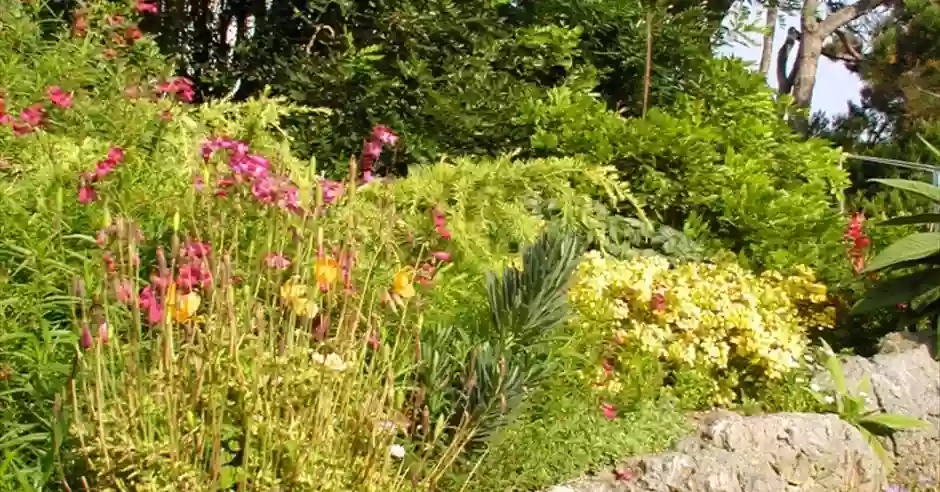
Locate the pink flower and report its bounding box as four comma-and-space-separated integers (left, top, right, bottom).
367, 331, 380, 350
602, 359, 614, 378
264, 253, 291, 269
138, 285, 164, 325
97, 322, 110, 345
176, 262, 212, 292
362, 139, 383, 162
600, 402, 617, 421
156, 77, 194, 103
107, 146, 125, 163
183, 241, 211, 260
96, 229, 109, 246
431, 251, 451, 262
372, 125, 399, 146
356, 125, 398, 183
102, 253, 116, 273
78, 183, 97, 204
136, 0, 158, 14
231, 153, 270, 180
650, 292, 667, 313
278, 184, 301, 213
250, 176, 277, 204
613, 469, 634, 482
46, 86, 73, 108
193, 174, 205, 191
80, 324, 93, 350
72, 10, 88, 38
19, 104, 44, 126
432, 207, 451, 240
320, 179, 344, 204
114, 278, 133, 304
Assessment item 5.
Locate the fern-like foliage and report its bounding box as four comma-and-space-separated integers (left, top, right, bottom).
485, 226, 584, 348
460, 227, 584, 447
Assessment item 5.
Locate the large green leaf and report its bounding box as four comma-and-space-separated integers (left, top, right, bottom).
859, 412, 930, 432
863, 232, 940, 273
850, 268, 940, 315
879, 213, 940, 227
870, 178, 940, 204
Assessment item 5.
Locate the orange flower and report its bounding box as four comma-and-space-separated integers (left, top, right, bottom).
315, 256, 339, 291
392, 268, 416, 299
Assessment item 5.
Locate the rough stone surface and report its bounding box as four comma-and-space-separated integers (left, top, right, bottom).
813, 332, 940, 485
545, 412, 886, 492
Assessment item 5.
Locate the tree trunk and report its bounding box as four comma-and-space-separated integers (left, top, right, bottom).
790, 3, 823, 109
791, 34, 822, 108
758, 4, 778, 76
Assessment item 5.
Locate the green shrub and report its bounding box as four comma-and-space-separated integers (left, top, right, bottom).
517, 58, 851, 283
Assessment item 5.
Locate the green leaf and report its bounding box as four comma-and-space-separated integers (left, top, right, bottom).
863, 232, 940, 273
857, 425, 893, 473
859, 412, 930, 431
824, 351, 847, 413
896, 297, 940, 330
219, 466, 237, 489
850, 269, 940, 315
878, 213, 940, 227
870, 178, 940, 204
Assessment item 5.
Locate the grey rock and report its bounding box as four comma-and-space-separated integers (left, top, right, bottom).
813, 332, 940, 485
545, 412, 886, 492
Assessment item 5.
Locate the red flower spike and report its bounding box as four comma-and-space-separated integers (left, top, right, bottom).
844, 211, 871, 275
600, 402, 617, 421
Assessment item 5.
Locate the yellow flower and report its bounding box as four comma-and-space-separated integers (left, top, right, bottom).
166, 284, 201, 323
393, 268, 415, 299
280, 276, 308, 301
315, 257, 339, 290
280, 276, 319, 318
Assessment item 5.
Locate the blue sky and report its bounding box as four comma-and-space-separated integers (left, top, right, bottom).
720, 9, 863, 117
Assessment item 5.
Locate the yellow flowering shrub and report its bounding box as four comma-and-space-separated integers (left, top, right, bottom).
569, 251, 836, 405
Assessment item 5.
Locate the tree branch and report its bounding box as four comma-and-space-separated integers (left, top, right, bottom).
777, 27, 801, 95
819, 0, 889, 36
835, 29, 863, 59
